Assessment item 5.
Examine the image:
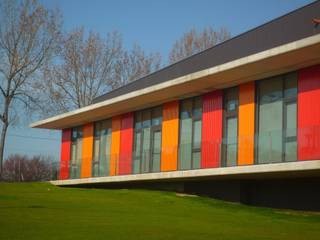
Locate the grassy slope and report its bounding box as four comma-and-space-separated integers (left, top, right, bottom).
0, 183, 319, 240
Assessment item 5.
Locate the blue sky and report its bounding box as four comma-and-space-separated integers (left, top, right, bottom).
5, 0, 313, 161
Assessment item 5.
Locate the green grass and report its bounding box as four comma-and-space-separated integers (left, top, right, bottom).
0, 183, 319, 240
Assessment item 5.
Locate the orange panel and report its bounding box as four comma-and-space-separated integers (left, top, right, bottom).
81, 123, 94, 178
110, 116, 121, 175
238, 82, 255, 165
161, 101, 179, 171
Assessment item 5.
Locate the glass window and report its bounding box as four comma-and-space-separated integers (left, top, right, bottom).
92, 119, 112, 177
135, 111, 142, 129
179, 97, 202, 170
151, 130, 161, 172
226, 117, 238, 166
193, 97, 202, 119
193, 120, 202, 150
133, 131, 142, 174
100, 121, 112, 176
141, 122, 151, 173
257, 72, 297, 164
223, 87, 238, 167
133, 106, 162, 174
179, 99, 193, 170
285, 102, 297, 138
93, 162, 99, 177
70, 127, 83, 179
152, 107, 162, 126
226, 88, 238, 112
192, 151, 201, 169
284, 101, 297, 161
142, 110, 151, 128
284, 73, 298, 98
181, 99, 192, 119
258, 78, 283, 163
93, 128, 100, 177
70, 143, 77, 178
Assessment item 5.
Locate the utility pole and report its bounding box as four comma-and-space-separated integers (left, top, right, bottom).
19, 158, 21, 182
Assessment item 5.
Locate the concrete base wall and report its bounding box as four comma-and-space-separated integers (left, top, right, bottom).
76, 177, 320, 211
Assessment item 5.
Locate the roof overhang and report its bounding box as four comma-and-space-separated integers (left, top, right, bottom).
50, 160, 320, 186
31, 34, 320, 130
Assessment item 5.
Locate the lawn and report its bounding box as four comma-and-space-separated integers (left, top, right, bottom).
0, 183, 319, 240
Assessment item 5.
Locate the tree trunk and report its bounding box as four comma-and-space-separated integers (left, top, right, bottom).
0, 122, 8, 173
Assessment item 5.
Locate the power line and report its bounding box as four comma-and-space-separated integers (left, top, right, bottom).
6, 148, 58, 156
7, 133, 60, 141
6, 146, 58, 152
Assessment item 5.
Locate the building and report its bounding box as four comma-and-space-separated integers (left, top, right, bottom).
32, 1, 320, 210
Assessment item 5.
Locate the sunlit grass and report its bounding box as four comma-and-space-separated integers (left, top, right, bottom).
0, 182, 319, 240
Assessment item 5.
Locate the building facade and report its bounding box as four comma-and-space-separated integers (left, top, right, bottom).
32, 2, 320, 210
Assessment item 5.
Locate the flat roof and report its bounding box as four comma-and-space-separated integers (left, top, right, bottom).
31, 1, 320, 130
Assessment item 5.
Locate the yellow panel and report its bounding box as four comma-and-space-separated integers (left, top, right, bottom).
81, 123, 94, 178
161, 101, 179, 171
110, 116, 121, 175
238, 82, 255, 165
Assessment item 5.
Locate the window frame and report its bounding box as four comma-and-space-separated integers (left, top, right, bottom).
282, 73, 298, 162
92, 119, 112, 177
92, 121, 101, 177
254, 72, 298, 164
222, 87, 239, 167
178, 96, 203, 170
132, 106, 163, 173
70, 126, 83, 179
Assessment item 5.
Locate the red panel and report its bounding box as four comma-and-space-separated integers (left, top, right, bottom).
298, 64, 320, 160
201, 90, 223, 168
59, 129, 71, 180
119, 112, 134, 175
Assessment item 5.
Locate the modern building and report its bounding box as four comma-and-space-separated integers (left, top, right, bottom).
32, 1, 320, 210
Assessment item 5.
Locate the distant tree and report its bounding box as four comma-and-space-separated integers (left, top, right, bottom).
38, 28, 123, 115
111, 44, 162, 89
0, 0, 61, 171
39, 30, 162, 116
1, 154, 55, 182
169, 26, 230, 64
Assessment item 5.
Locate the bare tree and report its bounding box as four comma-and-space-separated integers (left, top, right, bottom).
1, 154, 55, 182
0, 0, 61, 171
169, 26, 230, 64
39, 31, 162, 115
39, 28, 123, 115
111, 44, 162, 89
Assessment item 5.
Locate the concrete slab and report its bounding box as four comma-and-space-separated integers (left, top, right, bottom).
51, 160, 320, 186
